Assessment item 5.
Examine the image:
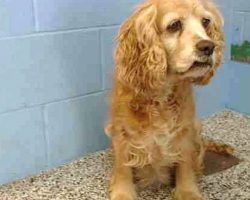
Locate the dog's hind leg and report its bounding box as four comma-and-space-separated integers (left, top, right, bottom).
194, 119, 234, 156
204, 139, 234, 155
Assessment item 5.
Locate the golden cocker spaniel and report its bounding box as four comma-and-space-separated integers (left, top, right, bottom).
105, 0, 232, 199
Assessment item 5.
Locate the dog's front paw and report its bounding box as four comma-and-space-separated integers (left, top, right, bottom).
110, 192, 136, 200
109, 183, 137, 200
173, 189, 205, 200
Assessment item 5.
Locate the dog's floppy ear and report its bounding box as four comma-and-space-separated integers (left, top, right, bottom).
196, 2, 225, 85
115, 3, 167, 95
207, 2, 225, 68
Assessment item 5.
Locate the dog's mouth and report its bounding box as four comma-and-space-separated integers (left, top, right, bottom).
176, 60, 213, 79
190, 61, 212, 69
174, 59, 213, 77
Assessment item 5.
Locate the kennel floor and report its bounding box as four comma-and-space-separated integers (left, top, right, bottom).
0, 110, 249, 200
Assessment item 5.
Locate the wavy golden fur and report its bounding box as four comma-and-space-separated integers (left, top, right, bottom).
105, 0, 232, 199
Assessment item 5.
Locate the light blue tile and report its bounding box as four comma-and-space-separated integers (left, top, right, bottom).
45, 92, 110, 167
232, 12, 245, 44
34, 0, 142, 31
227, 62, 250, 115
101, 27, 119, 89
243, 13, 250, 42
0, 0, 35, 37
0, 30, 102, 113
0, 107, 46, 184
214, 0, 231, 8
233, 0, 250, 11
219, 7, 232, 61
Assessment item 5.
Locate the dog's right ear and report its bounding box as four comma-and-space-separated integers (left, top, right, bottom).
206, 1, 225, 68
115, 3, 167, 95
194, 1, 225, 86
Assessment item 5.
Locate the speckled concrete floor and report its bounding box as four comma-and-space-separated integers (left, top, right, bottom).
0, 110, 249, 200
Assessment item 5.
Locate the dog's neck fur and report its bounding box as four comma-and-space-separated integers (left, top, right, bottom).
125, 79, 193, 103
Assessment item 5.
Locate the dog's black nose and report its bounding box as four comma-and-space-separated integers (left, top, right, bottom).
196, 40, 215, 56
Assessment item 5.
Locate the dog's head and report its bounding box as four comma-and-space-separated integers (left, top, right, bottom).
115, 0, 224, 94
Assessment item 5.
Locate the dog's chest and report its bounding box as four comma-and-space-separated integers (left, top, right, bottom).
125, 86, 195, 168
149, 125, 183, 163
126, 124, 183, 168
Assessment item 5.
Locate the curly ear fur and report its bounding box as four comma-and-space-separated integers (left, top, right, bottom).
115, 3, 167, 94
196, 2, 225, 85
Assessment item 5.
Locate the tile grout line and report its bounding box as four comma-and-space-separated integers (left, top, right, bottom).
31, 0, 39, 32
99, 29, 105, 91
0, 90, 107, 116
242, 13, 246, 42
41, 105, 50, 169
0, 25, 121, 41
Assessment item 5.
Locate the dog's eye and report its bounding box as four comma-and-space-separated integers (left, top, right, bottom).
202, 18, 211, 28
167, 20, 182, 32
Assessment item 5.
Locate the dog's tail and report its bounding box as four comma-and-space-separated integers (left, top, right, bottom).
204, 139, 234, 155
